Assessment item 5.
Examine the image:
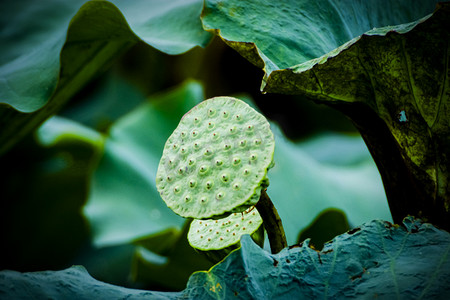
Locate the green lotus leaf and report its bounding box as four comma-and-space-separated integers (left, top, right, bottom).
156, 97, 275, 219
202, 0, 450, 228
2, 217, 449, 299
0, 0, 212, 155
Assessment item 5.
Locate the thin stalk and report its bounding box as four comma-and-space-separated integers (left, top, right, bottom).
255, 189, 287, 254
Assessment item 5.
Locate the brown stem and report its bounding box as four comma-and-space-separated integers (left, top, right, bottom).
255, 189, 287, 253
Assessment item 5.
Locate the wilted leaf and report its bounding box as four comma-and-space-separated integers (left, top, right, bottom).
202, 0, 450, 229
0, 0, 212, 155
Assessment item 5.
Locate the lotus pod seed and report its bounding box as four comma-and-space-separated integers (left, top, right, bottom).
185, 195, 191, 202
156, 97, 275, 219
205, 181, 214, 190
189, 179, 197, 188
208, 108, 216, 117
250, 154, 257, 161
221, 173, 229, 183
246, 125, 254, 132
199, 165, 209, 175
173, 186, 181, 194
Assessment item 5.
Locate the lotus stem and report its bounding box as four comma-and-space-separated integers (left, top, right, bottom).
256, 189, 287, 253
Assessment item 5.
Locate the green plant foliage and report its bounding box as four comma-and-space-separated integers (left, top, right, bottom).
201, 0, 450, 229
131, 221, 213, 291
297, 208, 350, 250
270, 125, 390, 244
201, 0, 439, 80
2, 218, 449, 299
156, 97, 275, 219
0, 0, 212, 155
84, 81, 205, 247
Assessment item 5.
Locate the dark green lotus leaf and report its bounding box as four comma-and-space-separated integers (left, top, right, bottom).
183, 217, 450, 299
1, 218, 449, 299
201, 0, 439, 79
0, 0, 212, 155
202, 0, 450, 229
0, 265, 173, 299
297, 208, 350, 250
131, 220, 213, 291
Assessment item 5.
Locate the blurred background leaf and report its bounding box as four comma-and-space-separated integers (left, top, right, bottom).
0, 0, 211, 155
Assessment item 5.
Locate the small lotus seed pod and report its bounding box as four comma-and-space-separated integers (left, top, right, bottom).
156, 97, 275, 219
187, 207, 264, 263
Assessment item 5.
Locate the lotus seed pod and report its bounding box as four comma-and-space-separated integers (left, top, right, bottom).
156, 97, 275, 219
187, 207, 264, 262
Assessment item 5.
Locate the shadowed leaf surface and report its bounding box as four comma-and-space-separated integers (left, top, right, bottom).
1, 218, 449, 299
201, 0, 450, 229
